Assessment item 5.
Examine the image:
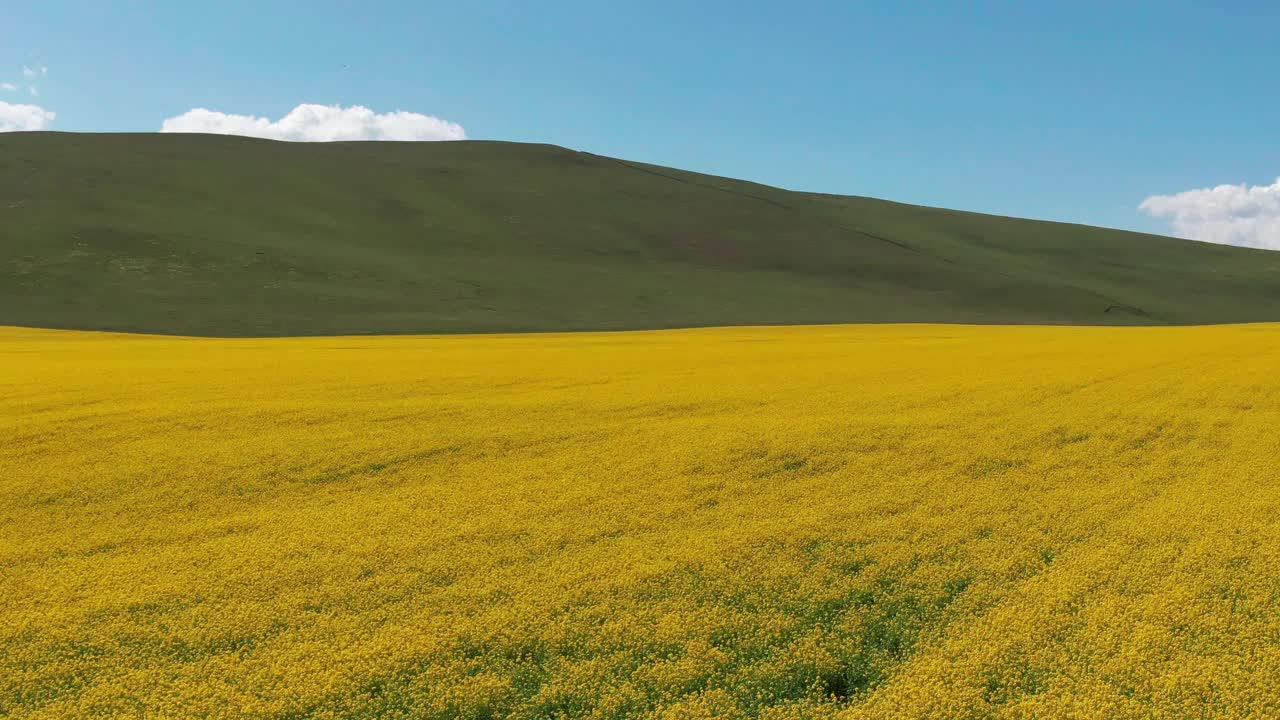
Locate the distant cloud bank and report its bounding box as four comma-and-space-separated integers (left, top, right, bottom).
160, 103, 466, 142
0, 100, 55, 131
1140, 179, 1280, 251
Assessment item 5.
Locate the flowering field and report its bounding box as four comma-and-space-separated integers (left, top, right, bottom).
4, 323, 1280, 719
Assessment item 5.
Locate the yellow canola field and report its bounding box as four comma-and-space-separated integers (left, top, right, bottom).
4, 323, 1280, 720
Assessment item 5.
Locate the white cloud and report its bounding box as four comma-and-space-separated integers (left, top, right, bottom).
11, 65, 48, 97
0, 100, 55, 131
159, 103, 466, 142
1140, 179, 1280, 250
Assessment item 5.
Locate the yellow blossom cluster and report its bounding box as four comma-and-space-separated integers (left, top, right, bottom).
3, 323, 1280, 719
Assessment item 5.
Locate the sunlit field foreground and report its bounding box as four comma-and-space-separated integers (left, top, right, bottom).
5, 324, 1280, 719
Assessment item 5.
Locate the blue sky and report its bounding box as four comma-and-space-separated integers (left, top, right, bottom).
4, 1, 1279, 244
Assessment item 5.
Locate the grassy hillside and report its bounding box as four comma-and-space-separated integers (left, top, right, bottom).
2, 131, 1279, 335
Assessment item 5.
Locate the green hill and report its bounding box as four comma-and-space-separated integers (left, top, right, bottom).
2, 131, 1278, 336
